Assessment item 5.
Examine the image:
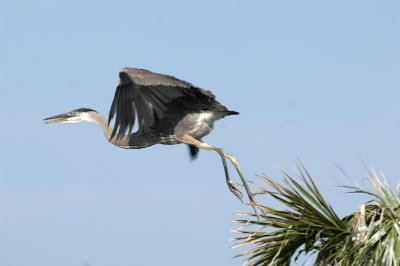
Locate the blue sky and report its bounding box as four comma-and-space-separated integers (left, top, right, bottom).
1, 1, 399, 265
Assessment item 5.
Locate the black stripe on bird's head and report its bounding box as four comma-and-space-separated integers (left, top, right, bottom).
43, 108, 98, 124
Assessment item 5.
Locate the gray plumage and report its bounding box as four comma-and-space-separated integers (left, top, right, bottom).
108, 68, 238, 157
44, 67, 258, 212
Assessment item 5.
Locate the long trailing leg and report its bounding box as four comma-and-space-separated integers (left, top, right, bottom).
176, 134, 259, 216
218, 151, 259, 217
177, 135, 243, 200
216, 151, 244, 201
224, 153, 259, 207
215, 151, 244, 201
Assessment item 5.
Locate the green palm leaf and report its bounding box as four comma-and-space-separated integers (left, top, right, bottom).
232, 166, 400, 266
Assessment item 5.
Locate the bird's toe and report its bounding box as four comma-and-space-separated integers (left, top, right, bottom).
228, 180, 243, 201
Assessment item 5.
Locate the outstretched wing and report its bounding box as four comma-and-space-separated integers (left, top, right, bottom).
108, 68, 217, 139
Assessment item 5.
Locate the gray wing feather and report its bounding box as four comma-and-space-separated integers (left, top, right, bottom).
108, 68, 216, 140
120, 67, 193, 87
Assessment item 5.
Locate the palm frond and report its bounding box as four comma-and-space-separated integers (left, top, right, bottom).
232, 166, 400, 266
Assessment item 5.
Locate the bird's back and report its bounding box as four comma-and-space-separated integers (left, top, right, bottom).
109, 67, 238, 143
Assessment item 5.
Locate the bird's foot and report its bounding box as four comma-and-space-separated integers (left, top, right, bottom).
227, 180, 243, 201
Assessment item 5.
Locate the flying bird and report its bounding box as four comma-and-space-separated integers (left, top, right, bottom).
44, 67, 256, 206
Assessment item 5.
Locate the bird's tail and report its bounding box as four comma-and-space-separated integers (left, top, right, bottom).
226, 110, 239, 115
219, 110, 239, 117
215, 110, 239, 119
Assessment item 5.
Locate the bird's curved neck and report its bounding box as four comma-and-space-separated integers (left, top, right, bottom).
88, 111, 158, 148
88, 111, 118, 143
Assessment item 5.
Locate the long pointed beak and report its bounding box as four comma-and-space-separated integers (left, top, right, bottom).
43, 113, 72, 124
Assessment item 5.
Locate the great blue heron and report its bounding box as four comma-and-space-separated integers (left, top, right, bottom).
44, 67, 257, 208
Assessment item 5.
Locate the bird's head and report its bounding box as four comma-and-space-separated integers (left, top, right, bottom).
44, 108, 99, 124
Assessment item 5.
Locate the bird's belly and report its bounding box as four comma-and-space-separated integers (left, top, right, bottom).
159, 135, 180, 145
187, 123, 213, 139
174, 112, 215, 140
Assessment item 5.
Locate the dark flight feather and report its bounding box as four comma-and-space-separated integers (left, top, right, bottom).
108, 68, 227, 140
